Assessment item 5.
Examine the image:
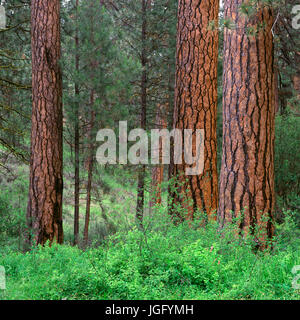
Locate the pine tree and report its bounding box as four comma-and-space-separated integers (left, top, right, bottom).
218, 0, 275, 245
0, 0, 31, 165
27, 0, 63, 245
73, 0, 80, 246
171, 0, 219, 220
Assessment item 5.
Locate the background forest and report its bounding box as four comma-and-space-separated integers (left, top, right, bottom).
0, 0, 299, 300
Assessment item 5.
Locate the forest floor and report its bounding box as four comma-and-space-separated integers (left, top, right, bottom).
0, 154, 299, 300
0, 217, 299, 300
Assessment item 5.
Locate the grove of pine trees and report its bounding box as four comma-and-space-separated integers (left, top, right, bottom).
0, 0, 299, 300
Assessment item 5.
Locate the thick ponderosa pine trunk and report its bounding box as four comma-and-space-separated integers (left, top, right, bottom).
171, 0, 219, 219
218, 1, 275, 244
27, 0, 63, 246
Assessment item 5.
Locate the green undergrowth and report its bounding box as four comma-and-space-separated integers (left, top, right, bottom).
0, 210, 299, 300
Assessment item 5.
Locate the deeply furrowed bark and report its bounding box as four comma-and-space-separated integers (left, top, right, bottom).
27, 0, 63, 246
171, 0, 219, 220
218, 1, 275, 244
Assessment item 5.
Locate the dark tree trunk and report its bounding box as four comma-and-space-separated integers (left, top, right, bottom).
74, 0, 80, 246
171, 0, 219, 220
151, 30, 173, 209
83, 91, 95, 246
27, 0, 63, 246
274, 65, 279, 114
292, 52, 300, 102
151, 104, 168, 207
218, 1, 275, 245
135, 0, 149, 224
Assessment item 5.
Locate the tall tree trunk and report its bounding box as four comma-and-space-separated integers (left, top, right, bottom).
171, 0, 219, 220
292, 52, 300, 105
74, 0, 80, 246
83, 1, 99, 246
218, 1, 275, 245
151, 103, 168, 207
151, 27, 173, 209
83, 91, 95, 246
27, 0, 63, 246
274, 64, 279, 114
136, 0, 149, 224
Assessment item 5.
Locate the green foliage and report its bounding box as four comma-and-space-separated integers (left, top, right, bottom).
0, 165, 27, 249
0, 210, 299, 300
0, 0, 299, 302
0, 0, 31, 163
275, 114, 300, 215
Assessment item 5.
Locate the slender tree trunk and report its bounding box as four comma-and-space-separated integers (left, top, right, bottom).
151, 103, 168, 206
168, 57, 176, 216
83, 1, 99, 246
136, 0, 149, 223
292, 52, 300, 104
83, 91, 95, 246
74, 0, 80, 246
171, 0, 219, 220
218, 1, 275, 245
151, 26, 174, 209
274, 64, 279, 114
278, 73, 289, 115
27, 0, 63, 246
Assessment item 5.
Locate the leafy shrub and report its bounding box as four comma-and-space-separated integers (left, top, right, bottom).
275, 114, 300, 215
0, 209, 299, 300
